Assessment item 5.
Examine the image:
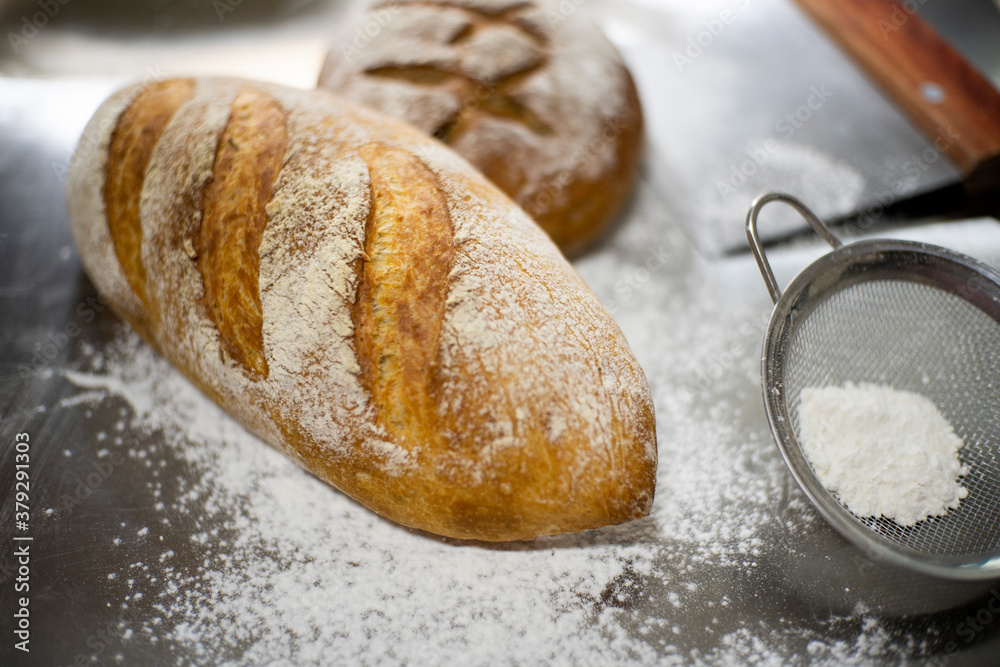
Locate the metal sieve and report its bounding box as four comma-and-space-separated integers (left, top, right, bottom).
746, 192, 1000, 580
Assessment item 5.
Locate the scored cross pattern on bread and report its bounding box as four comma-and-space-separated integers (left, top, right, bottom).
319, 0, 644, 256
363, 2, 555, 143
68, 77, 657, 541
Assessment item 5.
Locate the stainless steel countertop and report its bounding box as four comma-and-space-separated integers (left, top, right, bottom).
2, 1, 1000, 664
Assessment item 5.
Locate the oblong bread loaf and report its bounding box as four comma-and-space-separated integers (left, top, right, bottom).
66, 77, 656, 541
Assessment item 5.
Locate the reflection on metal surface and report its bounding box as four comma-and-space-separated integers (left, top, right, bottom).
0, 0, 351, 86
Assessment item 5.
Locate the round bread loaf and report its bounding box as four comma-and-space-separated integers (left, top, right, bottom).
318, 0, 644, 256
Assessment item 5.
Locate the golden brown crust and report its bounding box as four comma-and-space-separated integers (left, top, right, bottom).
317, 0, 645, 257
354, 144, 455, 442
104, 78, 195, 330
198, 88, 288, 378
68, 77, 657, 542
521, 70, 644, 252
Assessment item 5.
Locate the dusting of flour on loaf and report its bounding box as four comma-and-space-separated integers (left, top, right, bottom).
798, 383, 969, 526
67, 76, 659, 505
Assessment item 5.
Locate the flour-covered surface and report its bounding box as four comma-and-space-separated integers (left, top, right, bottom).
5, 170, 1000, 663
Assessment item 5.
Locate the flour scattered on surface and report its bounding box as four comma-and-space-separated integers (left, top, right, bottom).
62, 333, 658, 664
52, 185, 954, 665
59, 325, 914, 665
798, 383, 969, 526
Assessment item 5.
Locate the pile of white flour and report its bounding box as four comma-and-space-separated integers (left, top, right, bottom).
798, 383, 969, 526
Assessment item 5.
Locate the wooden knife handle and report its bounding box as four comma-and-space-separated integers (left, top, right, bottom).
792, 0, 1000, 194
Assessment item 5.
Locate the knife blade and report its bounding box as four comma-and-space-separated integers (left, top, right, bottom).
601, 0, 999, 256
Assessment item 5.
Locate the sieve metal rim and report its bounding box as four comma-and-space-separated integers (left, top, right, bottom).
746, 192, 1000, 581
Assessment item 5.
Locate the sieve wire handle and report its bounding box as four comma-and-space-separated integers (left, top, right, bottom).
746, 192, 843, 303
